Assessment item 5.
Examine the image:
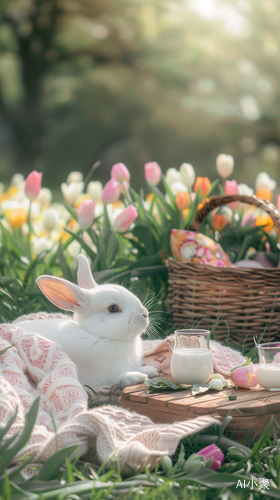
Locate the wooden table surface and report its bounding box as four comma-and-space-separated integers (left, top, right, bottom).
118, 383, 280, 440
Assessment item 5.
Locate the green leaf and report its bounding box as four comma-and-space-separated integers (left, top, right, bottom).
228, 395, 237, 401
0, 398, 39, 477
36, 445, 80, 481
144, 377, 191, 393
63, 229, 96, 261
57, 241, 74, 282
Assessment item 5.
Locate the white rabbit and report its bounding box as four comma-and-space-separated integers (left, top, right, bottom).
16, 255, 158, 389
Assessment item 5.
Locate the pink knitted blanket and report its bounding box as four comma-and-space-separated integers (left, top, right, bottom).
0, 323, 220, 474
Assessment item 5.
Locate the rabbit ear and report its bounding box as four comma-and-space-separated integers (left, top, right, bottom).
36, 275, 88, 312
77, 254, 98, 290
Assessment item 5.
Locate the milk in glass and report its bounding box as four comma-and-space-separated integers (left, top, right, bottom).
170, 348, 213, 384
257, 363, 280, 390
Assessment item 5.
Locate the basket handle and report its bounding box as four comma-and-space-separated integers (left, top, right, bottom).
191, 194, 280, 267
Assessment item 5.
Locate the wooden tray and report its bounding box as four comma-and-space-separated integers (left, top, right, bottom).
118, 384, 280, 441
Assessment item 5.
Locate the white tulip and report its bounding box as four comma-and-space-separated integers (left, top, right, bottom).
67, 240, 82, 259
238, 183, 254, 196
61, 181, 84, 205
30, 202, 41, 222
37, 188, 52, 207
1, 200, 21, 211
32, 237, 53, 256
216, 154, 234, 179
165, 168, 181, 185
67, 171, 83, 183
52, 203, 71, 223
94, 203, 104, 218
42, 209, 60, 231
170, 182, 188, 195
11, 173, 25, 187
180, 163, 195, 187
87, 181, 103, 201
255, 172, 276, 191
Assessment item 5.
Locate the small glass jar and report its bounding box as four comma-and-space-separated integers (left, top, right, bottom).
167, 329, 214, 385
257, 342, 280, 391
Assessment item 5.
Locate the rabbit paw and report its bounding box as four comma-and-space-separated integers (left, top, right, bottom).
139, 366, 159, 378
120, 371, 147, 389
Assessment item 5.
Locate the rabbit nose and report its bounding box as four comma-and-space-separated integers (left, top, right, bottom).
143, 314, 148, 318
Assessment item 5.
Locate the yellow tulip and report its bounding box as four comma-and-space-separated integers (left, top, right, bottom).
5, 207, 28, 229
255, 214, 274, 233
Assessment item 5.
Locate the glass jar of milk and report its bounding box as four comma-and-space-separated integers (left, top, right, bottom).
257, 343, 280, 391
167, 329, 213, 385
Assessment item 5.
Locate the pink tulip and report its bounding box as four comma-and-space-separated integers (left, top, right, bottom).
197, 444, 225, 470
225, 180, 239, 196
225, 180, 239, 210
25, 171, 42, 201
113, 205, 138, 233
77, 200, 96, 229
230, 363, 259, 388
111, 163, 130, 182
145, 162, 162, 186
242, 214, 256, 227
101, 179, 121, 204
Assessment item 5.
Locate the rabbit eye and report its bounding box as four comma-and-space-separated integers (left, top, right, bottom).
108, 304, 120, 313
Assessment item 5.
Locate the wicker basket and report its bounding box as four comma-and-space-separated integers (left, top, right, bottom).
166, 194, 280, 346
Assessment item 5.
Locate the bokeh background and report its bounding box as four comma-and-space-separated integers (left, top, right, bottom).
0, 0, 280, 191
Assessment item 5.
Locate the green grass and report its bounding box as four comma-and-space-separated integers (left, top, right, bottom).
1, 396, 280, 499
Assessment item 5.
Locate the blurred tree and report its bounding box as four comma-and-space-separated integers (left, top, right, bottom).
0, 0, 279, 189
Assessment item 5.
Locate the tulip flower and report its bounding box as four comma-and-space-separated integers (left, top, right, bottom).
111, 163, 130, 182
224, 180, 239, 210
211, 213, 227, 232
87, 181, 103, 201
67, 171, 83, 183
255, 187, 273, 202
175, 191, 190, 211
32, 237, 53, 256
11, 173, 25, 187
171, 182, 188, 196
61, 181, 84, 205
255, 214, 274, 233
41, 208, 60, 231
145, 162, 162, 185
216, 154, 234, 179
230, 363, 259, 388
77, 200, 96, 230
255, 172, 276, 192
194, 177, 211, 197
242, 213, 256, 227
25, 171, 42, 201
197, 444, 225, 470
101, 179, 121, 204
238, 183, 254, 197
165, 168, 181, 186
277, 195, 280, 212
37, 188, 52, 208
5, 207, 28, 228
225, 180, 239, 196
113, 205, 138, 233
180, 163, 195, 187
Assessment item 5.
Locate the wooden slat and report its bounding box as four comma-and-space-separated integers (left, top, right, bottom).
145, 389, 193, 407
121, 384, 147, 400
167, 387, 272, 413
217, 393, 280, 416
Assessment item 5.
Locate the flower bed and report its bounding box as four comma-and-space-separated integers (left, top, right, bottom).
0, 155, 279, 326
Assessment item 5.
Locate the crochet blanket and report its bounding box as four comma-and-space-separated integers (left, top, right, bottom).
0, 323, 220, 474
